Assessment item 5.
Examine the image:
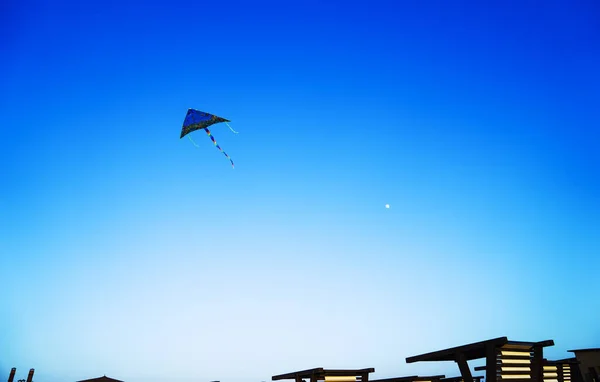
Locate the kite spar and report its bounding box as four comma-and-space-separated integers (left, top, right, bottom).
180, 108, 236, 168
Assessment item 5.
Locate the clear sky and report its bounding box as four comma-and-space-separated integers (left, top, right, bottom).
1, 1, 599, 382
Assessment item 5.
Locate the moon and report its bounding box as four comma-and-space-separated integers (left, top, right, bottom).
385, 204, 390, 209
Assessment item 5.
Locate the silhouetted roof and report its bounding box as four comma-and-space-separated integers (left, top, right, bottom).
370, 376, 419, 382
371, 375, 445, 382
272, 368, 375, 381
77, 376, 124, 382
569, 348, 600, 353
406, 337, 554, 363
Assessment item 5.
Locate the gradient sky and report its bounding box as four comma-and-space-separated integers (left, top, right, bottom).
1, 1, 599, 382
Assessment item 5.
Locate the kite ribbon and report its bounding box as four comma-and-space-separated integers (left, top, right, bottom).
204, 127, 235, 168
225, 122, 238, 134
187, 135, 200, 148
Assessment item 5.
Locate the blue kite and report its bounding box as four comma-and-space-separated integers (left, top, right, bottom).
180, 108, 237, 168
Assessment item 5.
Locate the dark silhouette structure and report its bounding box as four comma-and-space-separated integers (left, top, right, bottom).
272, 368, 375, 382
26, 370, 34, 382
569, 349, 600, 382
406, 337, 554, 382
371, 375, 446, 382
542, 358, 583, 382
474, 358, 584, 382
7, 368, 16, 382
5, 337, 598, 382
5, 368, 33, 382
77, 376, 124, 382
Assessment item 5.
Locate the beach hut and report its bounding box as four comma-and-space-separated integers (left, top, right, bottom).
405, 337, 554, 382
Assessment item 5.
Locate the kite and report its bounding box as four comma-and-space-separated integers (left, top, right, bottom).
180, 108, 237, 168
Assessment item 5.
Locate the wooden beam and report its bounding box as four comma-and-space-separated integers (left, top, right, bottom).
370, 376, 419, 382
485, 343, 497, 382
455, 353, 473, 382
406, 337, 509, 363
568, 348, 600, 353
558, 363, 564, 382
536, 340, 554, 348
456, 352, 474, 382
273, 369, 375, 381
324, 370, 375, 377
273, 369, 324, 380
531, 344, 543, 382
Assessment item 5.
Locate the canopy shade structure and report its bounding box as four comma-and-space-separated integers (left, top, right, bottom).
406, 337, 555, 382
273, 368, 375, 382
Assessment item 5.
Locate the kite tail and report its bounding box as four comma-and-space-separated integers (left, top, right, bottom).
204, 128, 235, 169
225, 122, 239, 134
187, 135, 200, 148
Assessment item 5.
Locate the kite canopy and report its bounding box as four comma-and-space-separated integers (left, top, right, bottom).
180, 109, 230, 139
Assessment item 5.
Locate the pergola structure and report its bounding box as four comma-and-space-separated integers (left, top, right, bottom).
272, 368, 375, 382
406, 337, 555, 382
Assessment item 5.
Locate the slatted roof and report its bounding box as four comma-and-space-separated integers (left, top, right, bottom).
406, 337, 554, 363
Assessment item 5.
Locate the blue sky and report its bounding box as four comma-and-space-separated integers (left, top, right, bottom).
1, 1, 599, 382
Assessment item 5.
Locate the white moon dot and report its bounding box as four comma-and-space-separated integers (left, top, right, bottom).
385, 204, 390, 209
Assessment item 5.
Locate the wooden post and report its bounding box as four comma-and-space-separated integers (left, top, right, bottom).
8, 369, 16, 382
456, 352, 474, 382
532, 346, 543, 382
485, 343, 497, 382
